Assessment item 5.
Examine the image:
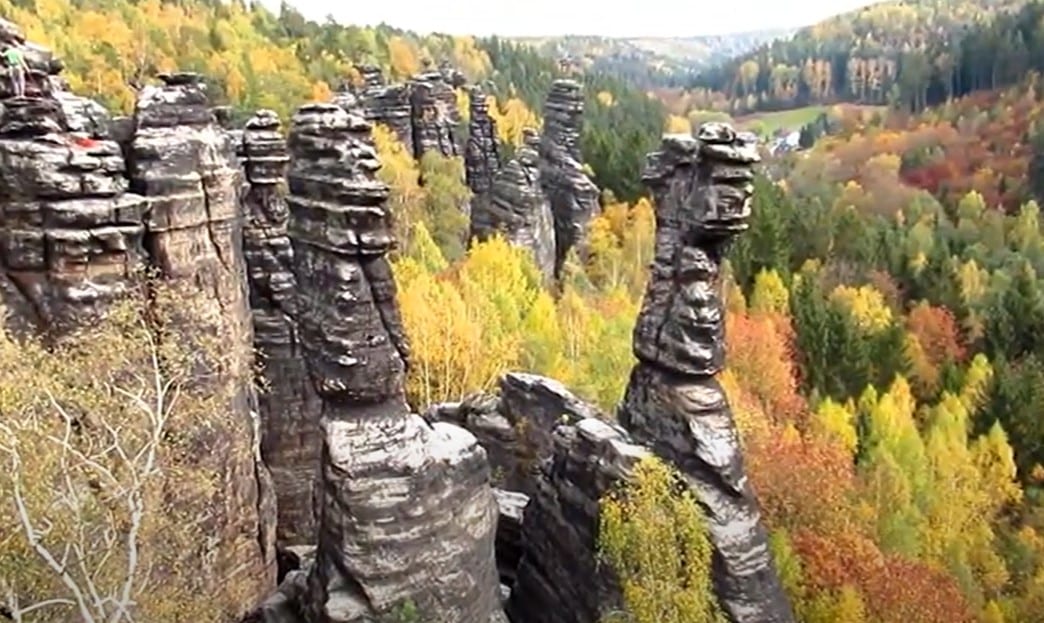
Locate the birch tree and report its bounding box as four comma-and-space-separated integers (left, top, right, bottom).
0, 281, 241, 622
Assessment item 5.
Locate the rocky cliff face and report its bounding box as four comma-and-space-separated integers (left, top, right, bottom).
616, 126, 795, 622
464, 85, 499, 199
409, 70, 463, 160
355, 78, 413, 148
127, 71, 278, 612
426, 372, 631, 609
427, 372, 602, 497
285, 102, 503, 623
240, 109, 322, 546
0, 81, 146, 337
470, 128, 556, 280
505, 417, 644, 623
538, 79, 600, 277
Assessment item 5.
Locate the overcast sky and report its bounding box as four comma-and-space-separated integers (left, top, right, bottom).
265, 0, 881, 38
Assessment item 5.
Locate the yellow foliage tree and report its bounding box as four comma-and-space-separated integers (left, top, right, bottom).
749, 268, 790, 315
0, 281, 252, 622
830, 284, 893, 333
487, 95, 541, 148
665, 114, 692, 134
599, 457, 724, 623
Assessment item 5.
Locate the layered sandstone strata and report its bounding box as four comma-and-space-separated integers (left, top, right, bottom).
616, 126, 795, 622
538, 79, 600, 277
470, 129, 556, 279
285, 102, 502, 623
409, 70, 463, 159
240, 109, 322, 545
464, 85, 499, 199
0, 91, 146, 336
127, 71, 277, 611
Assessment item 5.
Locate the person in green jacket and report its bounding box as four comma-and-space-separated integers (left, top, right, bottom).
3, 45, 30, 98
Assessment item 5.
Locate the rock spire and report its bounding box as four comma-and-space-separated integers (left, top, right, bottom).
616, 125, 795, 621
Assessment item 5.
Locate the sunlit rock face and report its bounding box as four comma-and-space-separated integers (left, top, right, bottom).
0, 20, 145, 337
617, 126, 795, 623
284, 101, 503, 623
127, 70, 278, 612
0, 96, 146, 336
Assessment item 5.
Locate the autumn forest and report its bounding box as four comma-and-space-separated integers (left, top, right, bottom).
4, 0, 1044, 621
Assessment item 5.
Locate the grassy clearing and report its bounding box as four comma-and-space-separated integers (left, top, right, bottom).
734, 104, 888, 135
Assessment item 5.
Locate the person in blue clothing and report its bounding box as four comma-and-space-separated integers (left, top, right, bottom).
3, 45, 30, 97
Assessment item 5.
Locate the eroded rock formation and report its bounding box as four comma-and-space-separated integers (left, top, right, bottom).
464, 85, 499, 199
428, 372, 601, 495
538, 79, 600, 277
616, 126, 795, 622
469, 128, 555, 279
409, 70, 462, 159
285, 102, 502, 623
240, 109, 322, 546
128, 71, 277, 610
355, 77, 413, 147
0, 76, 146, 336
505, 417, 645, 623
354, 64, 384, 90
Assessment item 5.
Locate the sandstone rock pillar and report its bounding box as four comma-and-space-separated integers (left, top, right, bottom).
286, 102, 502, 623
464, 85, 499, 200
617, 125, 795, 622
409, 71, 463, 160
240, 109, 322, 546
538, 79, 599, 277
470, 128, 555, 280
127, 71, 277, 609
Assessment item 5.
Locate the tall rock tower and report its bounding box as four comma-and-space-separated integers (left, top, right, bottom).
127, 71, 278, 609
538, 79, 600, 277
239, 109, 323, 546
617, 125, 795, 622
285, 102, 503, 623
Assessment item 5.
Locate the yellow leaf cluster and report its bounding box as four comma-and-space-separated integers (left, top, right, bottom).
829, 283, 893, 333
599, 457, 724, 623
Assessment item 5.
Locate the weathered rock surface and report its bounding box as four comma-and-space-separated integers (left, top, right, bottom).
438, 59, 467, 89
470, 128, 556, 279
409, 70, 462, 159
285, 102, 502, 623
0, 93, 146, 336
538, 79, 600, 277
427, 372, 601, 495
492, 488, 528, 589
128, 71, 277, 613
616, 126, 795, 622
355, 78, 413, 148
354, 64, 385, 90
505, 418, 646, 623
239, 109, 322, 546
464, 85, 498, 199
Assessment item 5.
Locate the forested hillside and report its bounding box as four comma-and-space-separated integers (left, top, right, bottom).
686, 0, 1042, 115
505, 28, 792, 89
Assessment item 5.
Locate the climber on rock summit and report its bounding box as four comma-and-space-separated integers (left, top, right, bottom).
3, 43, 29, 98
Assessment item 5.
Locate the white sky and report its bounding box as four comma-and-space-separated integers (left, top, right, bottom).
265, 0, 881, 38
